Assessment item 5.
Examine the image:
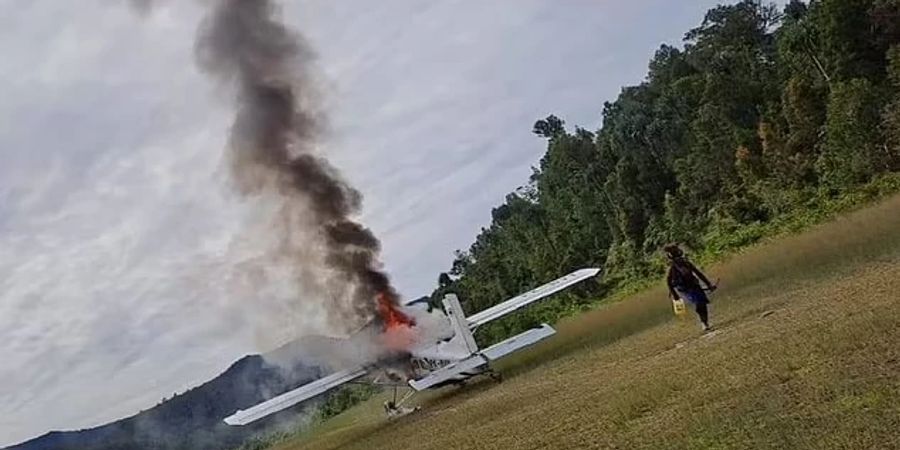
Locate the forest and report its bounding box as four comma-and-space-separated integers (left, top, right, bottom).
427, 0, 900, 345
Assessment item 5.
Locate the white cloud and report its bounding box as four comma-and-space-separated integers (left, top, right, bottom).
1, 0, 732, 445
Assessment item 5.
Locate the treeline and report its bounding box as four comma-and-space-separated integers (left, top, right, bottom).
429, 0, 900, 344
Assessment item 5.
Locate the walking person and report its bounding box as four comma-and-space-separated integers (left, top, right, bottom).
664, 244, 717, 331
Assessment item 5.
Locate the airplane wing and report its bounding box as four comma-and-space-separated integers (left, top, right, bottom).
465, 268, 600, 328
224, 366, 369, 426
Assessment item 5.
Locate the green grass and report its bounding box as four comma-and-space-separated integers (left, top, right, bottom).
275, 193, 900, 450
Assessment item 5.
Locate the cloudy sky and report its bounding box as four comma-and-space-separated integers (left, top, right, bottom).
1, 0, 735, 445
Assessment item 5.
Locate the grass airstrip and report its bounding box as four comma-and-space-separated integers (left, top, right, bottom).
276, 194, 900, 450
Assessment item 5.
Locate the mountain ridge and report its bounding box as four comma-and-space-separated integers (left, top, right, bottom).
6, 337, 341, 450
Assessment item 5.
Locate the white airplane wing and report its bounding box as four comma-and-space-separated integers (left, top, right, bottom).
465, 268, 600, 328
409, 323, 558, 391
224, 366, 368, 426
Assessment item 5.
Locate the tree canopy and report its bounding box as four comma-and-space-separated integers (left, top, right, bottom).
428, 0, 900, 345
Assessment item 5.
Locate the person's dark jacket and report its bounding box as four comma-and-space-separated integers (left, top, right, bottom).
666, 257, 713, 300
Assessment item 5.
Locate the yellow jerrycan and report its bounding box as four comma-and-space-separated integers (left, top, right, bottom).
672, 298, 687, 316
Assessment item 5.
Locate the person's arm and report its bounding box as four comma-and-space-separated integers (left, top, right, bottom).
687, 261, 714, 290
666, 268, 679, 299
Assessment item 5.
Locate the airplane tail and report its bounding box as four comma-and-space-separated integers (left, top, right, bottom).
442, 293, 479, 354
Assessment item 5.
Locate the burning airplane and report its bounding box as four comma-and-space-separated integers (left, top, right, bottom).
224, 268, 600, 424
173, 0, 603, 426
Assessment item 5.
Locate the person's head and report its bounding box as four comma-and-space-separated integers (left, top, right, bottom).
663, 243, 684, 261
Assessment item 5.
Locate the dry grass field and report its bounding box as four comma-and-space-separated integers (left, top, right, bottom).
276, 194, 900, 450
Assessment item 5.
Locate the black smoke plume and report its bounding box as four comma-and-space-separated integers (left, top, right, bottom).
194, 0, 397, 331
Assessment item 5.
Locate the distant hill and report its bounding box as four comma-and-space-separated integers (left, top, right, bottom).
6, 337, 345, 450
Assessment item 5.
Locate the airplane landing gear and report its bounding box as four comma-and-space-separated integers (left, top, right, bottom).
383, 386, 418, 418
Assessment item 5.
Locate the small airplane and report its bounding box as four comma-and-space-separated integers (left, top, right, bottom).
223, 267, 600, 425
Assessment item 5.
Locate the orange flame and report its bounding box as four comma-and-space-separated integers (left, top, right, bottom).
376, 292, 417, 352
376, 292, 416, 331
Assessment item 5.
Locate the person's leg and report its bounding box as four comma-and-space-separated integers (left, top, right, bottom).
695, 302, 710, 330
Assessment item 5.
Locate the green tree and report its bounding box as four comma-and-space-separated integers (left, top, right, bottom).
819, 78, 884, 187
778, 0, 831, 83
779, 76, 827, 185
882, 45, 900, 170
532, 115, 566, 139
815, 0, 886, 81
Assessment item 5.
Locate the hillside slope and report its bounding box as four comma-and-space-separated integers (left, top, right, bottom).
283, 194, 900, 450
5, 337, 345, 450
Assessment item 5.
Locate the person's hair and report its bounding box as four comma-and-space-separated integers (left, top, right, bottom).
663, 243, 684, 259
